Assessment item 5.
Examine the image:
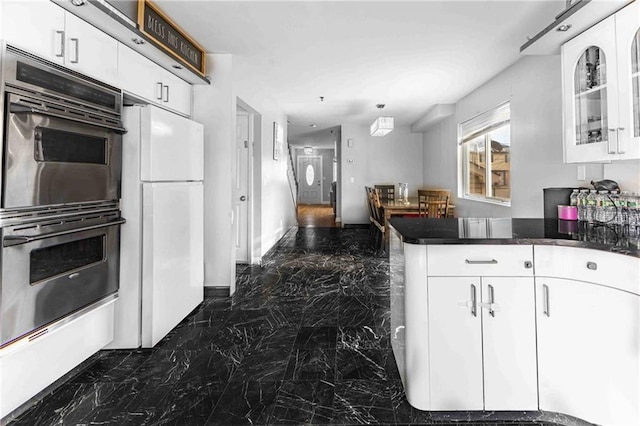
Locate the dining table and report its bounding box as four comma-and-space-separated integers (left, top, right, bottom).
380, 197, 455, 220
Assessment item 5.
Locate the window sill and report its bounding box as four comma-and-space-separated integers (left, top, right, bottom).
461, 195, 511, 208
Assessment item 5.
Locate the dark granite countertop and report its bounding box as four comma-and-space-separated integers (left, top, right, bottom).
388, 217, 640, 258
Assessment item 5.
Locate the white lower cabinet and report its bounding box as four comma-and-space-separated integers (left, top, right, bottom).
536, 277, 640, 426
0, 299, 116, 418
428, 276, 538, 411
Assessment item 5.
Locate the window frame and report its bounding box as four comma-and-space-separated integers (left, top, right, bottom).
458, 102, 512, 206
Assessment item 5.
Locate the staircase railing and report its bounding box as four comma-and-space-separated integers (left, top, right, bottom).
287, 143, 299, 208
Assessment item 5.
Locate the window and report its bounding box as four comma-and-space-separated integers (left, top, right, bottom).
459, 102, 511, 204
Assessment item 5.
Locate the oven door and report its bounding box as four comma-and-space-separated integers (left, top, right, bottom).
0, 217, 122, 347
3, 93, 122, 209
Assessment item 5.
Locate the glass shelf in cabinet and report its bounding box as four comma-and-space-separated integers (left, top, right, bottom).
575, 84, 607, 99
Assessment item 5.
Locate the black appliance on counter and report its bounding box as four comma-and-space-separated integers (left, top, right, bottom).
543, 187, 574, 219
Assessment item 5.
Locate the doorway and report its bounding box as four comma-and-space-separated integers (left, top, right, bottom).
297, 155, 323, 204
234, 104, 252, 264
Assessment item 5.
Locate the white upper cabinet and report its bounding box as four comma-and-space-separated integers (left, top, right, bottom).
63, 12, 118, 85
160, 69, 191, 115
1, 0, 118, 86
562, 1, 640, 162
1, 0, 65, 65
117, 44, 191, 116
118, 44, 164, 102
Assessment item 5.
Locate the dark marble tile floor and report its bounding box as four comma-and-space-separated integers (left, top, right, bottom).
7, 227, 588, 425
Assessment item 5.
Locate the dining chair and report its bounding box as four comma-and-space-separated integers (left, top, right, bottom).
374, 184, 395, 202
365, 186, 376, 239
369, 188, 386, 253
418, 189, 450, 218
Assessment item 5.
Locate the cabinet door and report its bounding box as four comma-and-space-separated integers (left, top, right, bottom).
428, 277, 483, 410
536, 278, 640, 426
64, 12, 118, 85
161, 69, 191, 115
117, 44, 164, 102
141, 182, 204, 348
562, 14, 620, 162
615, 0, 640, 159
0, 0, 65, 64
481, 277, 537, 410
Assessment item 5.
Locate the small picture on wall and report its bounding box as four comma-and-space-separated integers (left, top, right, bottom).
273, 121, 283, 161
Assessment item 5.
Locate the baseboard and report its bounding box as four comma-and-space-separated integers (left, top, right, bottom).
342, 224, 369, 229
204, 287, 230, 298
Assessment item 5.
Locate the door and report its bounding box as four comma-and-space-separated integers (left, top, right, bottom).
141, 182, 204, 348
427, 277, 484, 410
481, 277, 537, 410
562, 13, 619, 162
3, 93, 122, 208
1, 0, 65, 65
140, 105, 204, 182
64, 11, 118, 85
297, 155, 322, 204
615, 1, 640, 159
234, 110, 250, 263
536, 278, 640, 426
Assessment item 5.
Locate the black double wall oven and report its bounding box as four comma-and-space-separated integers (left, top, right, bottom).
0, 45, 125, 348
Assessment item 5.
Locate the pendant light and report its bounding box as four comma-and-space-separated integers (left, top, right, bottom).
370, 104, 394, 137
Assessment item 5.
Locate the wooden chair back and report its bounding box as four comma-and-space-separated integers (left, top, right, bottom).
418, 189, 450, 218
374, 184, 395, 202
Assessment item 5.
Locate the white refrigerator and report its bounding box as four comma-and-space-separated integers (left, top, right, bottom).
108, 105, 204, 349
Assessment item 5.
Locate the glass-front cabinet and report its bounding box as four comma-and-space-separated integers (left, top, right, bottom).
562, 1, 640, 163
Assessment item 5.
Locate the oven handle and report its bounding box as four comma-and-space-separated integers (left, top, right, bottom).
3, 219, 126, 247
9, 103, 126, 134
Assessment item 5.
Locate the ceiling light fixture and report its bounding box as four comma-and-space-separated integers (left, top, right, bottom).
370, 104, 394, 137
310, 124, 317, 128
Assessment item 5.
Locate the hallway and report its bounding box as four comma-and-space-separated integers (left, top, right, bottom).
297, 204, 337, 228
10, 227, 568, 425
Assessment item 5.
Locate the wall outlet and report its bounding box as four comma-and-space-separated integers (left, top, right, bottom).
350, 177, 355, 183
577, 165, 586, 181
347, 138, 353, 148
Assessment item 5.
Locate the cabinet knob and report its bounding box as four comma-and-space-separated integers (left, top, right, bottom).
586, 261, 597, 270
524, 261, 533, 269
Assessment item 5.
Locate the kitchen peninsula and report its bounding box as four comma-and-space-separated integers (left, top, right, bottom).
389, 217, 639, 426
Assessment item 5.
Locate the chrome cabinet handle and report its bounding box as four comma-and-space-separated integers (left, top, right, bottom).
156, 82, 163, 100
479, 284, 499, 317
70, 38, 79, 63
586, 261, 597, 270
617, 128, 625, 154
543, 284, 550, 317
465, 259, 498, 265
607, 129, 616, 154
3, 219, 126, 247
487, 284, 496, 317
470, 284, 477, 317
163, 85, 169, 102
55, 30, 65, 57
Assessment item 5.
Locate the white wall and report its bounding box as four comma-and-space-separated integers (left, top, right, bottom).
340, 125, 423, 224
423, 55, 615, 218
233, 58, 296, 258
193, 54, 236, 289
194, 53, 296, 290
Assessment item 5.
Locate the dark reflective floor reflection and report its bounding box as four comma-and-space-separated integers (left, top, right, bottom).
10, 227, 585, 425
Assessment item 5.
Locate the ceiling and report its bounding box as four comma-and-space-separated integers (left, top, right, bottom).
152, 0, 566, 143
